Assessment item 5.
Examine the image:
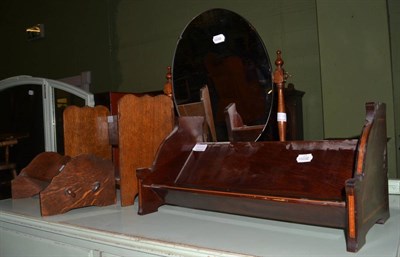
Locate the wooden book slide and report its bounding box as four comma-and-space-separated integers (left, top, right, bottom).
137, 102, 389, 252
12, 152, 116, 216
118, 94, 174, 206
61, 96, 174, 207
224, 102, 265, 142
177, 85, 217, 142
64, 105, 112, 160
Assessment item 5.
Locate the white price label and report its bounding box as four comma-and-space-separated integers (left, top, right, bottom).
107, 115, 114, 123
296, 153, 313, 163
193, 143, 207, 152
213, 34, 225, 44
277, 112, 287, 122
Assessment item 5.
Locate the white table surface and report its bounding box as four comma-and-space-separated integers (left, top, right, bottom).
1, 194, 399, 257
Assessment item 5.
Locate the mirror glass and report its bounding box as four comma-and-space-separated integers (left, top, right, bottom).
172, 8, 274, 141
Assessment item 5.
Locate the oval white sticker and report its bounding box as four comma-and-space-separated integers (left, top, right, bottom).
296, 153, 313, 163
213, 34, 225, 44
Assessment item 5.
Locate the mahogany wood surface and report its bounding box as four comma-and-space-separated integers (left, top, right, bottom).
118, 94, 174, 206
137, 102, 389, 252
344, 102, 390, 251
174, 141, 357, 201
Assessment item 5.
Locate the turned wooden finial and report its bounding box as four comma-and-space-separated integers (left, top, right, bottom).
163, 66, 173, 97
273, 50, 287, 142
273, 50, 284, 85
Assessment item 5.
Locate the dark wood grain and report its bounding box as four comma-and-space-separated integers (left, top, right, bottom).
174, 140, 356, 201
344, 102, 390, 252
39, 154, 116, 216
12, 152, 70, 198
137, 102, 389, 252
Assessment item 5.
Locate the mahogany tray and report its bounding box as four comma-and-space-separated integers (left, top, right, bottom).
137, 102, 389, 252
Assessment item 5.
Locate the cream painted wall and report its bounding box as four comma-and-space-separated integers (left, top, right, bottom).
316, 0, 397, 177
115, 0, 324, 140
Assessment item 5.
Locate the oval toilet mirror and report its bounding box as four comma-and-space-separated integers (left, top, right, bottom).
172, 8, 274, 141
